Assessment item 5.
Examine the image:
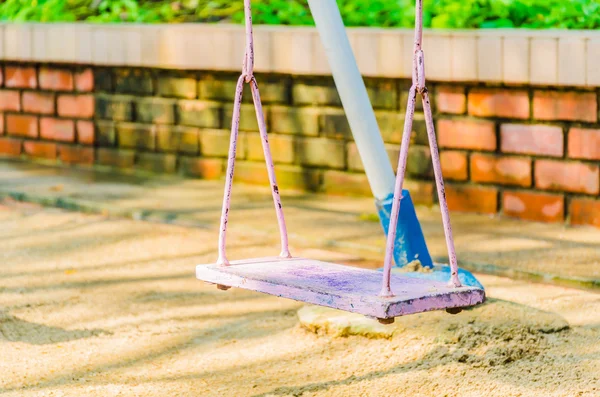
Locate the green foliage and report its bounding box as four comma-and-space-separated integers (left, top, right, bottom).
0, 0, 92, 22
0, 0, 599, 30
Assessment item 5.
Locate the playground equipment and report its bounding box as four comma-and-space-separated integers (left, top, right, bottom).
195, 0, 486, 323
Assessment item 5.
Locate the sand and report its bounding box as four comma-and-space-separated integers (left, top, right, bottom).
0, 200, 599, 397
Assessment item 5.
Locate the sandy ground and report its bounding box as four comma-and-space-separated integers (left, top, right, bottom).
1, 159, 599, 284
0, 200, 599, 397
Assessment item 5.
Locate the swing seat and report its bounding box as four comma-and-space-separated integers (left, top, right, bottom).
196, 256, 485, 320
197, 0, 487, 323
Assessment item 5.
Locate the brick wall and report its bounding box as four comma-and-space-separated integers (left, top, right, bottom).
0, 63, 598, 228
0, 65, 94, 164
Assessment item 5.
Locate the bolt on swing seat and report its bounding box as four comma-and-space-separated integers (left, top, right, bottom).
196, 0, 485, 324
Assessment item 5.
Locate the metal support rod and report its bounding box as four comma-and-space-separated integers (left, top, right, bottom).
217, 75, 244, 266
422, 90, 459, 287
380, 85, 417, 297
250, 77, 291, 259
380, 0, 461, 294
217, 0, 291, 265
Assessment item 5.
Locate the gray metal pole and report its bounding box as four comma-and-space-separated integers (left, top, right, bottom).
307, 0, 395, 201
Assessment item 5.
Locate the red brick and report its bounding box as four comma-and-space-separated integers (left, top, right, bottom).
74, 68, 94, 92
322, 171, 372, 197
76, 120, 95, 145
233, 162, 322, 194
468, 89, 529, 119
535, 160, 599, 195
570, 198, 600, 228
440, 151, 468, 181
404, 180, 436, 206
0, 137, 22, 156
22, 92, 55, 114
436, 86, 466, 114
97, 148, 134, 168
500, 124, 563, 157
6, 114, 38, 138
276, 165, 322, 193
470, 154, 531, 187
437, 119, 496, 151
232, 161, 268, 185
0, 90, 21, 111
58, 145, 94, 165
347, 142, 401, 172
568, 128, 600, 160
180, 157, 223, 179
23, 141, 57, 159
503, 191, 564, 223
5, 66, 37, 89
39, 68, 74, 91
445, 184, 498, 214
40, 118, 75, 142
136, 153, 177, 174
533, 91, 597, 122
57, 95, 94, 118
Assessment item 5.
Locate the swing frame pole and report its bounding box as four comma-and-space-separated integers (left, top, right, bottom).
306, 0, 394, 201
306, 0, 434, 270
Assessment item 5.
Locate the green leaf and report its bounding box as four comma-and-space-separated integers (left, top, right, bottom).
0, 0, 599, 30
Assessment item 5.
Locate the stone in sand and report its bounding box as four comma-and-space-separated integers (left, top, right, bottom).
297, 298, 570, 341
297, 305, 400, 339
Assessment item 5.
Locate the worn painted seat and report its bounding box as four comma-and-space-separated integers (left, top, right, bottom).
197, 257, 485, 321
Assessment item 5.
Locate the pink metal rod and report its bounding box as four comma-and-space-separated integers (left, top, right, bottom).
411, 0, 423, 86
422, 90, 460, 287
216, 0, 291, 265
217, 75, 245, 266
243, 0, 254, 82
250, 77, 291, 258
380, 86, 417, 297
414, 0, 424, 52
380, 0, 461, 293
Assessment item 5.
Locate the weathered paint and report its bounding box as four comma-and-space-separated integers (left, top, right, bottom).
197, 257, 485, 319
380, 85, 417, 297
422, 88, 461, 287
249, 78, 291, 259
375, 190, 433, 268
381, 266, 486, 290
216, 74, 245, 266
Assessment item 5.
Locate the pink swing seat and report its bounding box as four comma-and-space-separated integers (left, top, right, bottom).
196, 0, 485, 324
197, 257, 485, 320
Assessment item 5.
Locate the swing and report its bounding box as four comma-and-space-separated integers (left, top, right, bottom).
196, 0, 485, 324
